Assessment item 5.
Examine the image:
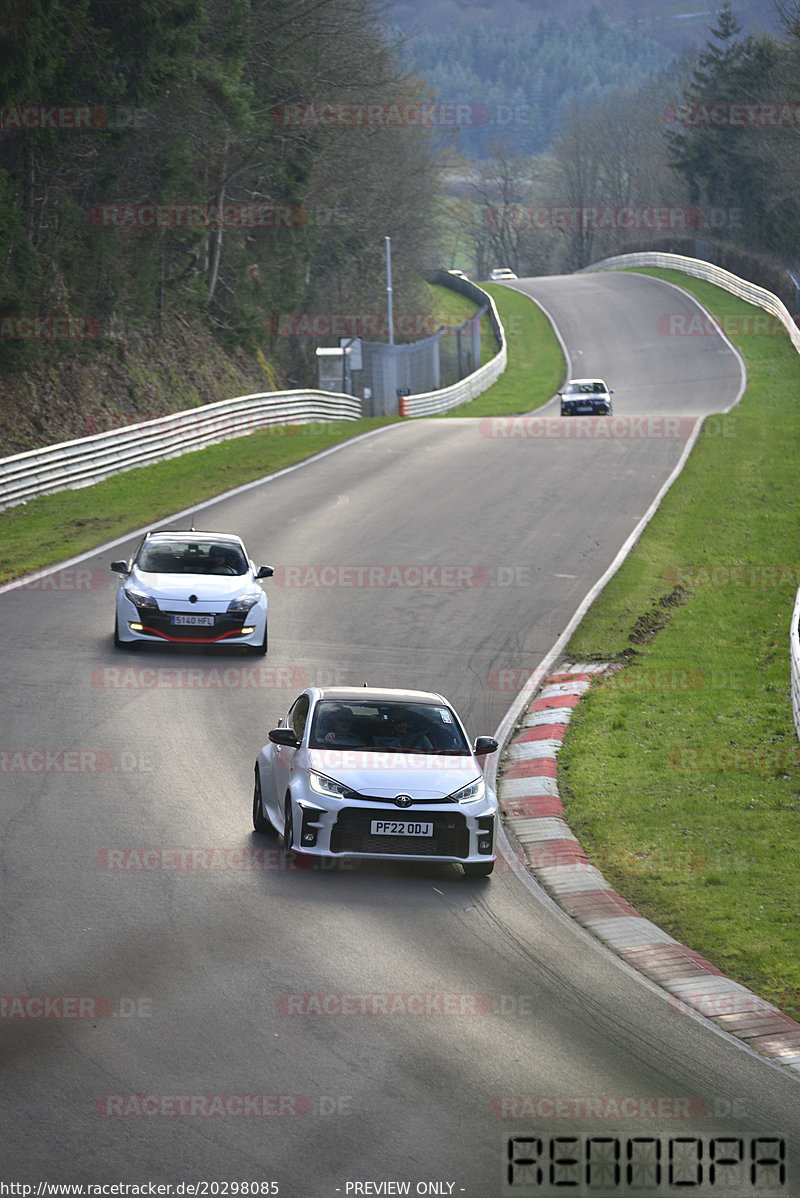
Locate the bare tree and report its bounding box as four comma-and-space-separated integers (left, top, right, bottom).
549, 74, 694, 270
468, 141, 535, 275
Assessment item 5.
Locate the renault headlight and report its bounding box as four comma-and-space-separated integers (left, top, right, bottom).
124, 586, 158, 610
227, 590, 261, 614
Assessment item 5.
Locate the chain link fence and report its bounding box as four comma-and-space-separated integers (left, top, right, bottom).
355, 313, 484, 415
316, 280, 489, 416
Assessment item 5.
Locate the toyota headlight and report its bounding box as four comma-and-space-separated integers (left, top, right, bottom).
449, 776, 485, 804
309, 771, 353, 800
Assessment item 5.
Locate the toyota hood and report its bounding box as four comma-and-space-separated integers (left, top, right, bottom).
307, 748, 481, 800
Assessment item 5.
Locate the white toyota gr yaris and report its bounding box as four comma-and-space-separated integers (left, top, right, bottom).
253, 686, 499, 877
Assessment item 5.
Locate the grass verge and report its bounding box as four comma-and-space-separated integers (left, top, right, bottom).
0, 419, 396, 583
560, 267, 800, 1016
442, 283, 565, 416
0, 283, 562, 583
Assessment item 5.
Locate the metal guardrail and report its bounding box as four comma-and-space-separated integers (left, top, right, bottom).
0, 279, 506, 511
0, 390, 363, 511
582, 250, 800, 746
581, 250, 800, 354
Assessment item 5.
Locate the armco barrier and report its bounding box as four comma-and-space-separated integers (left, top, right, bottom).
0, 280, 505, 511
0, 390, 362, 511
580, 250, 800, 354
582, 250, 800, 746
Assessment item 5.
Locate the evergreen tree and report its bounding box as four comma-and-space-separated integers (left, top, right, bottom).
668, 3, 800, 262
667, 2, 748, 208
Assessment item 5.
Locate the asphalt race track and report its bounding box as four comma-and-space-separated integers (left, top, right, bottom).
2, 271, 798, 1195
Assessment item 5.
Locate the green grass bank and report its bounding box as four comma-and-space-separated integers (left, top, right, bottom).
561, 267, 800, 1017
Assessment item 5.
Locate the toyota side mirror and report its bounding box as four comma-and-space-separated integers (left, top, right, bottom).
269, 726, 300, 747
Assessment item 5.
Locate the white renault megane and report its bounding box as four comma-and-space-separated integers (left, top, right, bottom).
111, 530, 273, 652
253, 686, 499, 876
